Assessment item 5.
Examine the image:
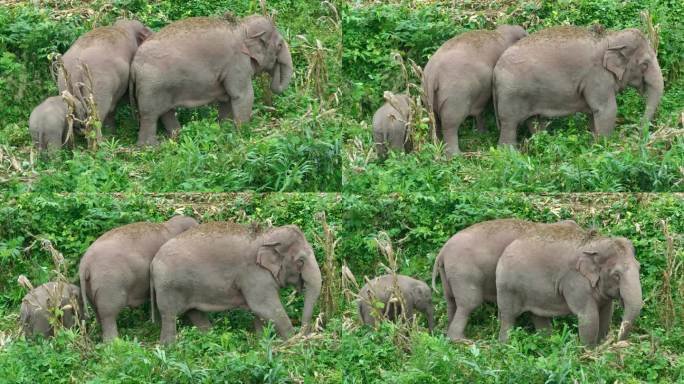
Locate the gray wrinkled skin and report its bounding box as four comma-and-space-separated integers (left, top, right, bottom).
130, 15, 293, 146
372, 93, 411, 159
422, 25, 527, 156
20, 282, 81, 338
58, 19, 152, 133
432, 219, 581, 341
150, 223, 322, 344
494, 26, 664, 146
28, 96, 72, 152
496, 227, 643, 346
78, 216, 198, 342
358, 274, 434, 331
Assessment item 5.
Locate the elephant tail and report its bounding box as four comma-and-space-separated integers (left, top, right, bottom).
431, 253, 442, 293
78, 262, 90, 319
149, 263, 156, 323
492, 69, 501, 133
128, 64, 139, 120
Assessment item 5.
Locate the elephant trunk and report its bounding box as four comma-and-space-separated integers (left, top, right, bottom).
300, 255, 322, 334
617, 266, 643, 341
270, 40, 293, 94
642, 59, 664, 124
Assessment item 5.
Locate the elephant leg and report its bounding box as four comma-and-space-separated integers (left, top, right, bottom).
474, 113, 486, 133
160, 312, 178, 345
586, 113, 597, 135
160, 109, 180, 139
445, 295, 457, 326
566, 293, 600, 346
253, 317, 264, 333
104, 111, 117, 134
597, 301, 614, 342
96, 294, 124, 342
531, 315, 552, 334
225, 79, 254, 126
448, 279, 483, 340
242, 284, 293, 338
585, 89, 617, 138
498, 116, 522, 146
496, 289, 522, 343
186, 309, 211, 332
218, 101, 233, 123
425, 307, 435, 332
137, 114, 160, 146
439, 104, 467, 157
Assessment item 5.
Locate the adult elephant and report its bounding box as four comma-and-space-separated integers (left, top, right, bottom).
150, 223, 321, 344
58, 19, 152, 132
422, 25, 527, 156
78, 216, 199, 342
130, 15, 293, 146
497, 226, 643, 346
432, 218, 581, 341
494, 26, 664, 146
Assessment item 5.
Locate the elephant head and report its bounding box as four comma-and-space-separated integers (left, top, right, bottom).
495, 24, 528, 45
164, 215, 199, 235
114, 19, 153, 47
576, 236, 643, 340
603, 29, 664, 123
256, 225, 321, 333
242, 16, 293, 94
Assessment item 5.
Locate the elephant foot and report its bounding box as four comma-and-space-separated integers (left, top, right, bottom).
136, 136, 159, 147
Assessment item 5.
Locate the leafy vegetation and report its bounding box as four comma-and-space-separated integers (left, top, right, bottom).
343, 0, 684, 192
0, 0, 342, 192
1, 192, 683, 382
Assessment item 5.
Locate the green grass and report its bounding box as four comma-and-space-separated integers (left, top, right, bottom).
342, 0, 684, 192
1, 192, 683, 382
0, 0, 342, 192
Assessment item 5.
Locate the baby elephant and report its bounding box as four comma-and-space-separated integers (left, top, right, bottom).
29, 96, 81, 152
78, 215, 199, 342
373, 92, 411, 159
358, 274, 434, 331
20, 282, 82, 338
422, 25, 527, 156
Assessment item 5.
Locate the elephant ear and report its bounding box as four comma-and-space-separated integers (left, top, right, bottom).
242, 27, 272, 68
603, 44, 637, 81
257, 242, 285, 285
576, 251, 600, 288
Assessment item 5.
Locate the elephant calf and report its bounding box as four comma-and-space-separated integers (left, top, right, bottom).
432, 219, 581, 341
20, 282, 82, 338
78, 215, 198, 342
358, 274, 434, 331
29, 96, 78, 152
497, 226, 643, 346
151, 222, 322, 344
494, 26, 663, 146
422, 25, 527, 156
372, 92, 411, 159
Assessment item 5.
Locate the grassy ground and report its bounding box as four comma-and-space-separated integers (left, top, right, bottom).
0, 0, 342, 192
0, 192, 682, 382
342, 0, 684, 192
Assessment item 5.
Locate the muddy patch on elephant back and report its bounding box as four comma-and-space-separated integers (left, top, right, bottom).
75, 26, 129, 47
525, 223, 591, 243
469, 218, 533, 235
98, 222, 166, 241
153, 17, 240, 40
520, 25, 599, 45
177, 221, 264, 240
442, 30, 502, 49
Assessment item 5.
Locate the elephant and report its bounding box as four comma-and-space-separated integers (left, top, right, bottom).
20, 282, 82, 338
422, 25, 528, 156
78, 215, 198, 342
58, 19, 152, 133
431, 218, 581, 341
358, 274, 434, 331
29, 96, 82, 152
496, 226, 643, 346
494, 26, 664, 146
372, 92, 411, 159
150, 222, 322, 344
130, 15, 293, 146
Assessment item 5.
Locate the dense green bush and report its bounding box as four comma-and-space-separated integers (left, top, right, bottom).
0, 0, 342, 192
342, 0, 684, 192
1, 192, 682, 381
